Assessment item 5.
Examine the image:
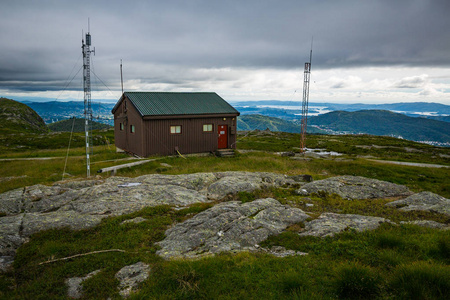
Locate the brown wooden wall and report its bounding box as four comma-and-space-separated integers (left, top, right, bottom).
114, 97, 238, 157
114, 98, 145, 156
142, 116, 237, 156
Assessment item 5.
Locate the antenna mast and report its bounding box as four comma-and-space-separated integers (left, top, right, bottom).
120, 59, 124, 94
300, 38, 313, 153
82, 23, 95, 177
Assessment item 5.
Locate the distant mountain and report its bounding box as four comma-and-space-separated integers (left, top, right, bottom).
48, 118, 112, 132
232, 100, 303, 107
308, 110, 450, 143
426, 115, 450, 122
23, 101, 115, 125
238, 114, 324, 134
231, 101, 450, 122
0, 98, 48, 134
232, 100, 450, 112
322, 102, 450, 114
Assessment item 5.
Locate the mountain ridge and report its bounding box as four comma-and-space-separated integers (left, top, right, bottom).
238, 110, 449, 145
309, 109, 450, 143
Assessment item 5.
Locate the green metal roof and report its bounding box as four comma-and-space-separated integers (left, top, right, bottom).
119, 92, 239, 117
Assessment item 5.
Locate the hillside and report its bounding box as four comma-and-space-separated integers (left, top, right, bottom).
238, 114, 324, 134
0, 129, 449, 298
323, 102, 450, 114
238, 114, 300, 132
0, 98, 48, 134
309, 110, 450, 143
232, 101, 450, 123
48, 118, 112, 132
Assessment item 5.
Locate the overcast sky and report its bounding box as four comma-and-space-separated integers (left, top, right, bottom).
1, 0, 450, 104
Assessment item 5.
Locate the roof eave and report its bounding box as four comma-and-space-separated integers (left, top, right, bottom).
143, 112, 240, 120
111, 93, 125, 114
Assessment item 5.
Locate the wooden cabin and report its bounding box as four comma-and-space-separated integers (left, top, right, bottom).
112, 92, 240, 157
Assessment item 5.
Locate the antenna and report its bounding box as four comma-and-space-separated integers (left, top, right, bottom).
82, 21, 95, 177
120, 59, 124, 94
300, 37, 313, 153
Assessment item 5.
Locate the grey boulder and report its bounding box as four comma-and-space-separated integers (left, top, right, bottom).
297, 175, 412, 200
386, 191, 450, 215
400, 220, 449, 229
115, 262, 150, 298
299, 212, 392, 237
156, 198, 309, 259
65, 269, 101, 299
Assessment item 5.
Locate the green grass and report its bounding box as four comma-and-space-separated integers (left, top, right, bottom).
0, 144, 129, 194
333, 262, 382, 299
1, 140, 449, 197
237, 131, 450, 166
1, 129, 449, 299
247, 187, 449, 224
389, 262, 450, 300
3, 204, 213, 299
2, 210, 448, 299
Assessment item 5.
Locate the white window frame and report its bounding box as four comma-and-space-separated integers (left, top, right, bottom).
203, 124, 213, 132
170, 125, 182, 134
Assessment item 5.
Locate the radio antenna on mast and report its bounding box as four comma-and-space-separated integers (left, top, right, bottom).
300, 37, 313, 153
120, 59, 124, 94
82, 21, 95, 177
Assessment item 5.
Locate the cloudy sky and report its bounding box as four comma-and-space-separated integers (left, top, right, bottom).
1, 0, 450, 104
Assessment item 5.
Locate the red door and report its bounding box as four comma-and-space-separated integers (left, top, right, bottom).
218, 125, 228, 149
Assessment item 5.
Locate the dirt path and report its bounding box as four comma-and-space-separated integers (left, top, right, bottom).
0, 157, 61, 161
368, 159, 449, 168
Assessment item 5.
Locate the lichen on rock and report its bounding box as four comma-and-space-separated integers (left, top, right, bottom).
115, 262, 150, 298
297, 175, 412, 200
386, 191, 450, 216
156, 198, 310, 259
299, 212, 392, 237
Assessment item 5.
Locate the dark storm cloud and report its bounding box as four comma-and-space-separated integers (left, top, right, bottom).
1, 0, 450, 93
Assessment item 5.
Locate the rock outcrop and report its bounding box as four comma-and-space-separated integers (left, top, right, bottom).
1, 171, 447, 275
156, 198, 310, 259
299, 213, 392, 237
207, 172, 301, 199
259, 246, 308, 258
385, 191, 450, 216
115, 262, 150, 298
0, 172, 302, 270
400, 220, 449, 229
65, 269, 101, 299
297, 175, 412, 200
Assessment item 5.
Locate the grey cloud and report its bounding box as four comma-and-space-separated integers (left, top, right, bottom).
393, 75, 428, 89
331, 82, 346, 89
1, 0, 450, 94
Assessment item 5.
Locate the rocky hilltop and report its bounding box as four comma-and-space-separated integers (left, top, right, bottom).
1, 171, 449, 297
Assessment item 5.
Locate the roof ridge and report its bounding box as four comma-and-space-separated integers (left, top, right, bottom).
124, 91, 217, 94
116, 92, 239, 117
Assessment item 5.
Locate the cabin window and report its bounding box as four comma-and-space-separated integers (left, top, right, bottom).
130, 125, 135, 133
170, 125, 181, 134
120, 123, 124, 131
203, 124, 213, 132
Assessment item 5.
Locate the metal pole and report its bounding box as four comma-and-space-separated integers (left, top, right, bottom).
82, 31, 94, 177
120, 59, 124, 94
300, 39, 313, 153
